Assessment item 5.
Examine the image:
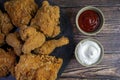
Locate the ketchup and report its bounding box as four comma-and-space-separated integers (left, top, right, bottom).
78, 10, 100, 32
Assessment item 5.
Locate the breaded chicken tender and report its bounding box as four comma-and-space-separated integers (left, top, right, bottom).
4, 0, 38, 27
35, 36, 69, 55
31, 1, 60, 37
6, 32, 22, 56
15, 54, 63, 80
20, 26, 45, 54
0, 48, 16, 77
0, 10, 13, 35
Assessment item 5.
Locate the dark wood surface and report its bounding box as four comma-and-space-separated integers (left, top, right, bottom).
52, 0, 120, 79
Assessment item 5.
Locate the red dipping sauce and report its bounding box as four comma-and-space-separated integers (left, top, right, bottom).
78, 10, 100, 32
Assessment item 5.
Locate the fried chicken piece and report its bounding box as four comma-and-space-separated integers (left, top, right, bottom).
31, 1, 60, 37
19, 25, 38, 41
6, 32, 22, 56
0, 33, 5, 46
0, 10, 13, 46
35, 36, 69, 55
20, 26, 45, 54
52, 26, 61, 38
15, 54, 63, 80
0, 10, 13, 35
0, 48, 16, 77
35, 60, 62, 80
4, 0, 38, 27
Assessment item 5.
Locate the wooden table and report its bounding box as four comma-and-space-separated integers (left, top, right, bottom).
52, 0, 120, 79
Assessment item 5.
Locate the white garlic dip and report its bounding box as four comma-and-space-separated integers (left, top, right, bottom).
75, 39, 102, 66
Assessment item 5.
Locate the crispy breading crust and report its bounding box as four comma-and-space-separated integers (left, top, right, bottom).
31, 1, 60, 37
6, 33, 22, 56
52, 26, 61, 38
35, 36, 69, 55
4, 0, 38, 27
0, 33, 5, 46
0, 1, 69, 80
15, 54, 63, 80
0, 10, 13, 46
0, 11, 13, 35
0, 49, 16, 77
20, 26, 46, 54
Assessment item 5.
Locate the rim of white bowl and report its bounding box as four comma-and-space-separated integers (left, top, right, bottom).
75, 38, 104, 67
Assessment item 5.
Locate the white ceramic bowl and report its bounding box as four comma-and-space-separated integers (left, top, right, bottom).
75, 38, 104, 67
76, 6, 105, 35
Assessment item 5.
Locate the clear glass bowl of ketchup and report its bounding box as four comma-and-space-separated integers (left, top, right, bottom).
76, 6, 104, 35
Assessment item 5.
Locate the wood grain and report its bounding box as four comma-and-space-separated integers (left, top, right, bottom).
58, 54, 120, 79
52, 0, 120, 79
59, 7, 120, 53
52, 0, 120, 7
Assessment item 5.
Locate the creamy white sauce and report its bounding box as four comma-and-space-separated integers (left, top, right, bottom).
77, 40, 101, 65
